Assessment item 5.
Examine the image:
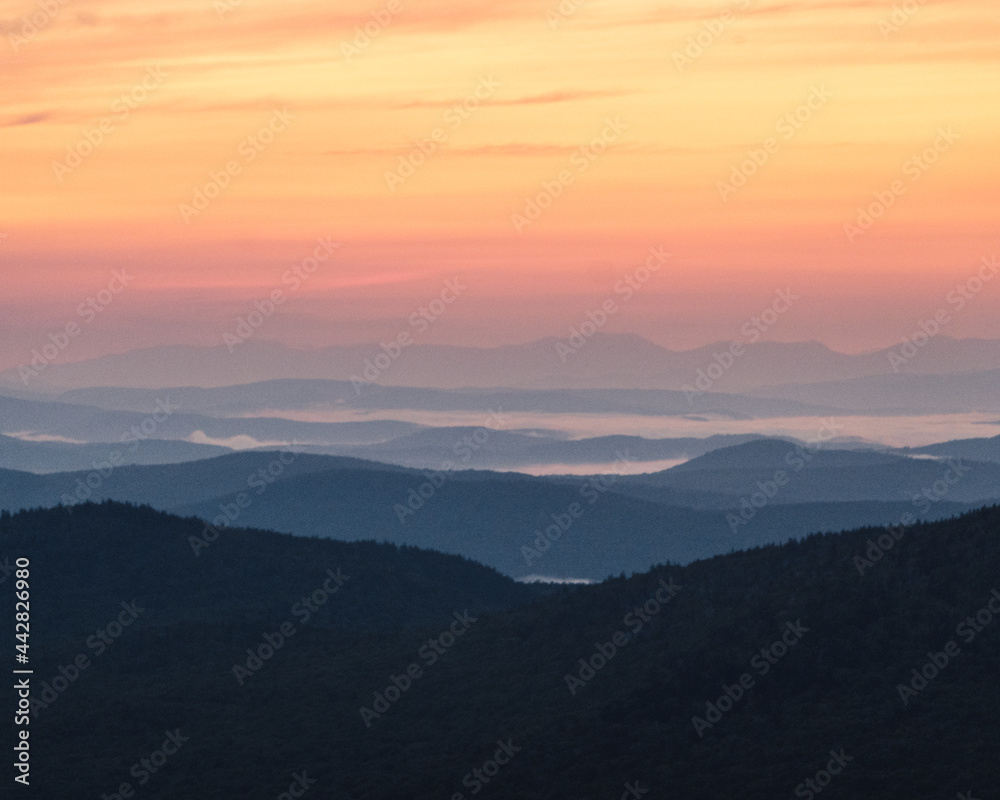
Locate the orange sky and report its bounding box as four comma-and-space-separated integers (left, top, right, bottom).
1, 0, 998, 365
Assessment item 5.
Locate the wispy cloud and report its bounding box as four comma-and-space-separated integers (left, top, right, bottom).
2, 112, 50, 127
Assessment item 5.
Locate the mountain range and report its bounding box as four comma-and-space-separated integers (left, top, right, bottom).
7, 500, 998, 799
1, 445, 991, 579
6, 334, 1000, 392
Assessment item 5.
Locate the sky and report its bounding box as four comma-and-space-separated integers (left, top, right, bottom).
1, 0, 998, 369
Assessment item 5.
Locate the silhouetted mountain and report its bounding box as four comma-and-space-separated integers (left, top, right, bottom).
615, 439, 1000, 508
6, 335, 1000, 391
0, 433, 230, 473
282, 431, 770, 471
0, 451, 409, 511
0, 392, 775, 474
44, 380, 839, 419
0, 451, 977, 579
5, 501, 999, 799
750, 368, 1000, 413
901, 433, 1000, 464
0, 393, 423, 447
0, 502, 540, 642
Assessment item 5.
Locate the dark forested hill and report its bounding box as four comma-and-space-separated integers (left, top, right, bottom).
0, 502, 539, 641
2, 502, 998, 799
0, 451, 981, 579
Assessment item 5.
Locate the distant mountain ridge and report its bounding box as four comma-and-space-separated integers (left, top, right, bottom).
44, 379, 841, 418
5, 333, 1000, 391
0, 392, 424, 447
615, 439, 1000, 508
748, 368, 1000, 413
900, 433, 1000, 464
0, 433, 229, 473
